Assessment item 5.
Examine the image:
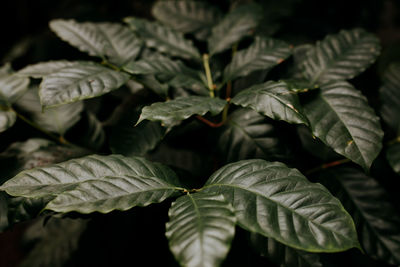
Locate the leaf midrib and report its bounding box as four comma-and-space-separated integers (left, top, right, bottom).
203, 182, 355, 250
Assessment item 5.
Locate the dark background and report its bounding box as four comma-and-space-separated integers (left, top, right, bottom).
1, 0, 400, 266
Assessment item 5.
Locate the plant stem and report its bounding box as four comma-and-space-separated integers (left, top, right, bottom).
202, 54, 215, 98
387, 136, 400, 145
13, 109, 71, 145
305, 158, 351, 175
196, 115, 224, 128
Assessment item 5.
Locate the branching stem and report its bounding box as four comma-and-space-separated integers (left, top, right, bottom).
306, 158, 351, 175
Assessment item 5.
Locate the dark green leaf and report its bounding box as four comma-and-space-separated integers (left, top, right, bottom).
109, 110, 165, 157
0, 109, 16, 133
123, 57, 194, 77
250, 233, 322, 267
304, 81, 383, 170
20, 217, 87, 267
0, 72, 29, 104
75, 112, 105, 151
18, 61, 81, 78
49, 20, 142, 65
208, 4, 262, 56
124, 17, 200, 60
231, 81, 308, 125
138, 96, 227, 127
301, 29, 381, 84
218, 108, 288, 163
380, 63, 400, 132
39, 61, 130, 107
0, 138, 90, 183
224, 36, 291, 81
387, 143, 400, 174
0, 155, 183, 214
320, 167, 400, 265
203, 159, 359, 252
15, 87, 83, 135
166, 192, 236, 267
152, 1, 222, 40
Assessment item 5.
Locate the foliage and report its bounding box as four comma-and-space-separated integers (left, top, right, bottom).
1, 1, 400, 267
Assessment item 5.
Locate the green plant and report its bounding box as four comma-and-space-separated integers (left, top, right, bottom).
1, 1, 400, 266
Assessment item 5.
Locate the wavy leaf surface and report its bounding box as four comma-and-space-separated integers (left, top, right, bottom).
166, 192, 236, 267
203, 159, 359, 252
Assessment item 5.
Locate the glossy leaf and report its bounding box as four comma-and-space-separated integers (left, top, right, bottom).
166, 192, 236, 267
0, 155, 182, 214
124, 17, 200, 60
380, 63, 400, 132
203, 159, 359, 252
301, 29, 381, 84
387, 143, 400, 174
152, 0, 222, 40
218, 108, 288, 163
49, 20, 142, 65
231, 81, 308, 125
137, 96, 227, 127
0, 72, 29, 104
123, 57, 195, 77
224, 36, 292, 81
20, 218, 87, 267
251, 233, 323, 267
16, 88, 83, 135
18, 61, 80, 78
208, 4, 262, 56
304, 81, 383, 170
39, 61, 130, 107
0, 109, 16, 133
320, 167, 400, 265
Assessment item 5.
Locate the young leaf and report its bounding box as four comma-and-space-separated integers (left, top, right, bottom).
124, 17, 200, 60
304, 81, 383, 170
0, 73, 30, 104
0, 109, 16, 133
224, 36, 292, 81
0, 155, 183, 214
301, 29, 381, 84
208, 4, 262, 56
320, 167, 400, 265
231, 81, 308, 125
49, 20, 142, 65
152, 0, 222, 40
166, 192, 236, 267
218, 108, 288, 163
137, 96, 227, 127
15, 88, 83, 135
39, 61, 130, 107
387, 143, 400, 174
250, 233, 323, 267
380, 63, 400, 132
203, 159, 360, 252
